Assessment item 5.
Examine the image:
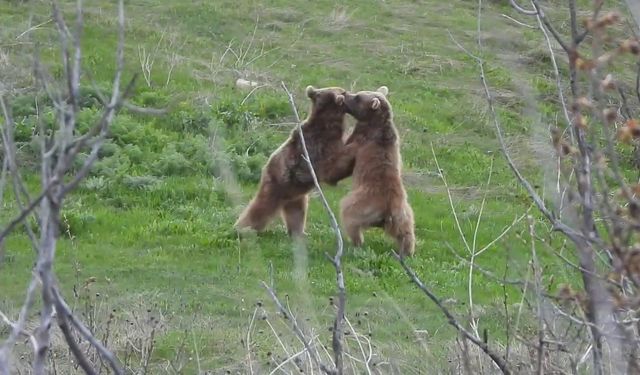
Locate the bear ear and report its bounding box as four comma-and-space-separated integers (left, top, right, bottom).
371, 97, 381, 110
335, 94, 345, 106
376, 86, 389, 96
306, 85, 317, 99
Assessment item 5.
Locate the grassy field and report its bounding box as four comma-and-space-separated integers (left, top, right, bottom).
1, 0, 636, 373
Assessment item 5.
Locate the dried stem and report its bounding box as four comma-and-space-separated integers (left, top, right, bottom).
261, 282, 330, 374
280, 81, 346, 375
393, 252, 511, 374
1, 0, 132, 373
448, 30, 586, 246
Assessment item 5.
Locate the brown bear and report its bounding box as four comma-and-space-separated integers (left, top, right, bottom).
335, 86, 416, 256
234, 86, 354, 237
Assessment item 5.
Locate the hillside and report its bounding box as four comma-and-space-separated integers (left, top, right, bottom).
2, 0, 638, 373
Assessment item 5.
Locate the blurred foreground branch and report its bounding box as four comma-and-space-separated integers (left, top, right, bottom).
0, 1, 138, 373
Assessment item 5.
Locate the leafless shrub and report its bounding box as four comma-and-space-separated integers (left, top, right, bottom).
393, 0, 640, 374
6, 275, 180, 375
137, 31, 186, 88
0, 0, 157, 373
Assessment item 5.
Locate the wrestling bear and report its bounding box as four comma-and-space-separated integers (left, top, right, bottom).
337, 86, 416, 256
234, 86, 353, 237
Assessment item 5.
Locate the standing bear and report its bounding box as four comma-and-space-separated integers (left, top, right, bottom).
234, 86, 353, 237
337, 86, 416, 256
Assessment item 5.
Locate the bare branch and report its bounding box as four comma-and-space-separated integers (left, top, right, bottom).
533, 3, 572, 130
51, 287, 124, 374
430, 143, 472, 254
529, 217, 545, 375
393, 252, 511, 374
61, 75, 138, 197
0, 95, 39, 250
0, 182, 56, 244
261, 281, 331, 374
123, 101, 168, 116
501, 13, 535, 29
3, 0, 133, 373
33, 215, 57, 375
447, 30, 584, 245
57, 311, 98, 375
509, 0, 536, 15
522, 1, 572, 53
0, 274, 39, 348
268, 347, 310, 375
445, 243, 529, 287
281, 81, 346, 375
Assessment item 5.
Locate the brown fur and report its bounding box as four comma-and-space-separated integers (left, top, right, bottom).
336, 86, 416, 256
234, 86, 354, 237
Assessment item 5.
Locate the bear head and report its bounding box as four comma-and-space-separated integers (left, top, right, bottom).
305, 86, 347, 117
343, 86, 391, 121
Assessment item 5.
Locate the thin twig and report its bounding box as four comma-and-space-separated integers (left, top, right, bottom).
16, 18, 53, 40
447, 30, 586, 246
509, 0, 536, 15
269, 348, 309, 375
430, 143, 471, 254
246, 307, 258, 374
529, 217, 545, 375
500, 14, 535, 29
393, 252, 511, 374
261, 282, 330, 374
51, 287, 124, 374
0, 274, 40, 357
281, 82, 346, 375
0, 182, 56, 242
532, 1, 573, 132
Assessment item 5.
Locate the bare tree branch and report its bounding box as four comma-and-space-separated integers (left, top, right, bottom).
532, 2, 573, 132
510, 0, 536, 15
393, 251, 511, 374
529, 1, 571, 53
280, 81, 346, 375
447, 30, 585, 245
261, 281, 331, 374
2, 0, 132, 373
0, 182, 56, 243
56, 311, 97, 375
0, 95, 40, 251
0, 275, 39, 373
51, 287, 123, 374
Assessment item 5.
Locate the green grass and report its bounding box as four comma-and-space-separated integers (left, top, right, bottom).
1, 0, 634, 372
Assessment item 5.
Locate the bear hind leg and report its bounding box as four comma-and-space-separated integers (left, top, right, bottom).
340, 193, 382, 248
385, 203, 416, 257
281, 195, 308, 238
343, 218, 364, 247
235, 186, 282, 233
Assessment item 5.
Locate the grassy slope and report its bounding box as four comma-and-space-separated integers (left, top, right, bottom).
1, 0, 632, 372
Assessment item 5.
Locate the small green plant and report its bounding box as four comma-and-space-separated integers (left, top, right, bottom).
152, 144, 192, 176
98, 141, 120, 158
122, 144, 145, 164
231, 152, 267, 183
83, 176, 110, 192
214, 99, 259, 130
9, 93, 53, 118
61, 210, 97, 237
91, 151, 132, 178
134, 90, 170, 108
163, 102, 212, 135
122, 175, 163, 191
13, 117, 35, 142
